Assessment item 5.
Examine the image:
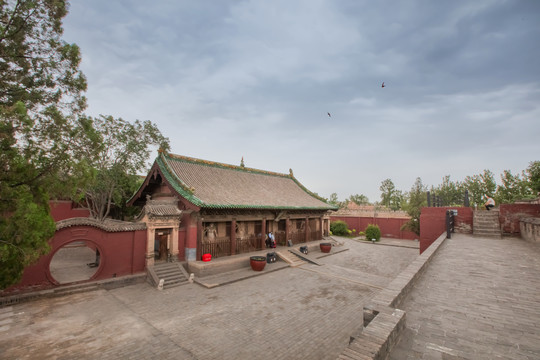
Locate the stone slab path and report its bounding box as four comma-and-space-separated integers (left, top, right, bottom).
0, 238, 418, 360
389, 233, 540, 360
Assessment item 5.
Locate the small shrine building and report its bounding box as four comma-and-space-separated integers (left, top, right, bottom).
128, 152, 337, 267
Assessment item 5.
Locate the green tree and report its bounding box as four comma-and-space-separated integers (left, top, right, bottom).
330, 220, 349, 236
348, 194, 370, 206
328, 192, 347, 209
431, 175, 465, 206
328, 193, 339, 206
75, 115, 170, 221
527, 161, 540, 194
379, 178, 396, 209
1, 0, 88, 289
365, 224, 381, 241
390, 189, 404, 211
463, 170, 496, 207
495, 170, 534, 204
401, 177, 427, 235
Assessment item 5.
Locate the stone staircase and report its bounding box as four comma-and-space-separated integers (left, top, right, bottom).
288, 248, 323, 266
149, 262, 190, 289
473, 210, 502, 238
276, 250, 306, 267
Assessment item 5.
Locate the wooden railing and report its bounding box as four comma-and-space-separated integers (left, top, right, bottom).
289, 232, 306, 244
236, 235, 260, 254
201, 237, 230, 259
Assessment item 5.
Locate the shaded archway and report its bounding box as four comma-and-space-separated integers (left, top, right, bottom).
49, 241, 101, 284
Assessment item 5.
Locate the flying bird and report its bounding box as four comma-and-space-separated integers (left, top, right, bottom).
327, 112, 331, 117
381, 82, 385, 88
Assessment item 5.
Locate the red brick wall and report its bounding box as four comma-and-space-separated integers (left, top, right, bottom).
419, 207, 473, 254
50, 200, 90, 221
330, 216, 417, 240
499, 204, 540, 235
7, 226, 147, 292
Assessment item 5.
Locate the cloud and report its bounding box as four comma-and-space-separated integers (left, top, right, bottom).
62, 0, 540, 202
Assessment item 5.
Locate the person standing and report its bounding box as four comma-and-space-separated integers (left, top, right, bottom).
269, 232, 276, 248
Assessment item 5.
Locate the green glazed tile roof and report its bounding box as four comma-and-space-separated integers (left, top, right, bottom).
157, 153, 336, 210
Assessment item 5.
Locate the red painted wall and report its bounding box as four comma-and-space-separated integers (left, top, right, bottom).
178, 227, 186, 260
49, 201, 90, 221
7, 226, 147, 292
419, 207, 473, 254
499, 203, 540, 235
330, 216, 417, 240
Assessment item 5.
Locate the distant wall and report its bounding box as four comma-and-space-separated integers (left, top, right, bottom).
50, 200, 90, 221
499, 204, 540, 235
419, 207, 473, 254
330, 215, 417, 240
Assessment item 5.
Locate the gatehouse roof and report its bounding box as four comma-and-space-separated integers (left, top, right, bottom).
131, 152, 336, 211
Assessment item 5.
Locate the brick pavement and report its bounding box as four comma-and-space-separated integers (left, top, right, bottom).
0, 238, 418, 360
389, 234, 540, 360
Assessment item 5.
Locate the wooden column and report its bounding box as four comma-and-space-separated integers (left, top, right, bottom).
305, 217, 309, 242
261, 218, 266, 249
230, 219, 237, 255
145, 226, 155, 268
285, 217, 290, 244
319, 217, 323, 240
171, 226, 179, 259
196, 218, 203, 261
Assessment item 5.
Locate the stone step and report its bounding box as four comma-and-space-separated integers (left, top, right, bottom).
473, 232, 502, 238
276, 250, 306, 267
474, 215, 499, 221
288, 249, 323, 266
53, 283, 100, 295
151, 262, 190, 289
53, 285, 100, 297
475, 212, 499, 216
155, 268, 182, 276
474, 222, 500, 228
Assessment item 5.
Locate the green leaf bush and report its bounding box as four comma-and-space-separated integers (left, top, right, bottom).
330, 220, 349, 236
365, 224, 381, 242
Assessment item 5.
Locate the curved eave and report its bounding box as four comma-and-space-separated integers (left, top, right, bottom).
126, 161, 160, 206
137, 152, 338, 212
199, 204, 337, 211
289, 175, 338, 211
157, 154, 206, 207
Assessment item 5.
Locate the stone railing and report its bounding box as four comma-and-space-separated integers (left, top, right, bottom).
337, 232, 448, 359
520, 217, 540, 243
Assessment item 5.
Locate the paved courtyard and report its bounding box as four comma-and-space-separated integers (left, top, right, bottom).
0, 238, 418, 360
389, 234, 540, 360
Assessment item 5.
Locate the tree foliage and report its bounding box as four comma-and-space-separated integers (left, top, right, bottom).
327, 192, 347, 209
430, 175, 466, 206
348, 193, 370, 206
401, 177, 426, 235
527, 161, 540, 194
463, 170, 496, 207
495, 170, 533, 204
379, 179, 402, 210
75, 115, 170, 221
330, 220, 349, 236
379, 178, 395, 208
365, 224, 381, 241
1, 0, 88, 289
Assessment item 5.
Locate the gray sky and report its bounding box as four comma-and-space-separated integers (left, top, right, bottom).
62, 0, 540, 203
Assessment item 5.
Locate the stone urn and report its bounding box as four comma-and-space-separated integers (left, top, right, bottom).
319, 242, 332, 253
250, 256, 267, 271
